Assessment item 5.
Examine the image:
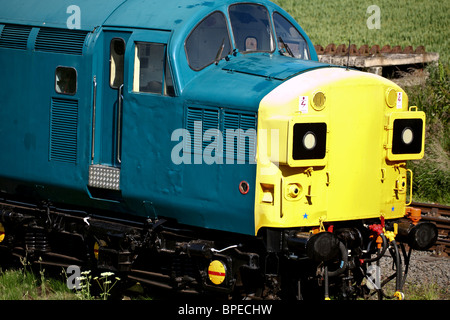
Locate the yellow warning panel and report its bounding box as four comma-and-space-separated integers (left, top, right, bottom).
208, 260, 226, 285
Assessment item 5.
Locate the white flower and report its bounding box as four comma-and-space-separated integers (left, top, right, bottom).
100, 272, 115, 277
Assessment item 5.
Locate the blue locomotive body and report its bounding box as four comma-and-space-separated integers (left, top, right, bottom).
0, 0, 436, 300
0, 0, 322, 235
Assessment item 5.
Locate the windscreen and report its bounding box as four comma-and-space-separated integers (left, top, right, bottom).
229, 4, 274, 53
273, 12, 309, 59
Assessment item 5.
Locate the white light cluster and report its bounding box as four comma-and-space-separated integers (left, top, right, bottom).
88, 165, 120, 190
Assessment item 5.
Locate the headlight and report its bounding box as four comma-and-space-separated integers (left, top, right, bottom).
292, 123, 327, 160
392, 118, 423, 154
385, 110, 425, 161
265, 115, 328, 167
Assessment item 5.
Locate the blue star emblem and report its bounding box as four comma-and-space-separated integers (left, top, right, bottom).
303, 213, 308, 219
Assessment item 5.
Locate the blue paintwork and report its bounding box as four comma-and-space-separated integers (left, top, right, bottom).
0, 0, 126, 31
221, 54, 329, 80
0, 0, 331, 235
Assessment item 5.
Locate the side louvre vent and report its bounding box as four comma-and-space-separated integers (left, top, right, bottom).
35, 28, 87, 55
186, 107, 220, 154
50, 98, 78, 163
185, 106, 257, 162
0, 24, 32, 50
223, 112, 257, 163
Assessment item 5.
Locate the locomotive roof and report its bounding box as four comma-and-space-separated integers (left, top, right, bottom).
0, 0, 271, 31
0, 0, 125, 31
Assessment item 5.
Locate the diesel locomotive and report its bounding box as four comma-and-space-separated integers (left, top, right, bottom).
0, 0, 438, 299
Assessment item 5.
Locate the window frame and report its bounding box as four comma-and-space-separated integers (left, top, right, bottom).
55, 66, 77, 95
184, 10, 233, 71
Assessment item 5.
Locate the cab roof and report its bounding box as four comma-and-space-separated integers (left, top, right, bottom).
0, 0, 266, 31
0, 0, 124, 31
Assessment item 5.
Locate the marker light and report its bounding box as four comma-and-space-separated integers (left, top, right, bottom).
312, 91, 326, 111
385, 88, 397, 108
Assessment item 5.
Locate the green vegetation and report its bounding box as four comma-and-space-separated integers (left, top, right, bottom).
378, 277, 449, 300
0, 267, 76, 300
273, 0, 450, 63
273, 0, 449, 204
1, 266, 445, 300
74, 270, 122, 300
0, 266, 151, 300
404, 281, 449, 300
407, 63, 450, 204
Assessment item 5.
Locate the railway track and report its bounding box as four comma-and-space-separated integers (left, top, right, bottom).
410, 202, 450, 256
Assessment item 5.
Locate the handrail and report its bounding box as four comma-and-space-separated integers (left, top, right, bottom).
117, 84, 123, 164
91, 76, 97, 164
406, 169, 413, 206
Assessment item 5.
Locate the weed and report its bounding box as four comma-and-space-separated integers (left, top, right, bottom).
94, 272, 121, 300
75, 270, 94, 300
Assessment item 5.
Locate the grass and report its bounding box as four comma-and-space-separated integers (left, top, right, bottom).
0, 264, 153, 300
381, 277, 449, 300
0, 267, 76, 300
405, 281, 449, 300
273, 0, 450, 63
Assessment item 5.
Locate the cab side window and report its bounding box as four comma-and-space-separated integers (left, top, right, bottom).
110, 38, 125, 88
55, 66, 77, 95
133, 42, 175, 96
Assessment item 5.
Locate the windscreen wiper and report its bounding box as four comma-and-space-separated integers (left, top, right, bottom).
278, 36, 294, 57
214, 38, 225, 65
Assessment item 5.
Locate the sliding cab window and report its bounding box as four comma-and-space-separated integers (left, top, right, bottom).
110, 38, 125, 88
55, 66, 77, 95
133, 42, 175, 96
273, 12, 310, 60
229, 4, 274, 53
185, 11, 232, 70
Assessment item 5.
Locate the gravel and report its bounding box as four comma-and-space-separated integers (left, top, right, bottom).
377, 249, 450, 299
